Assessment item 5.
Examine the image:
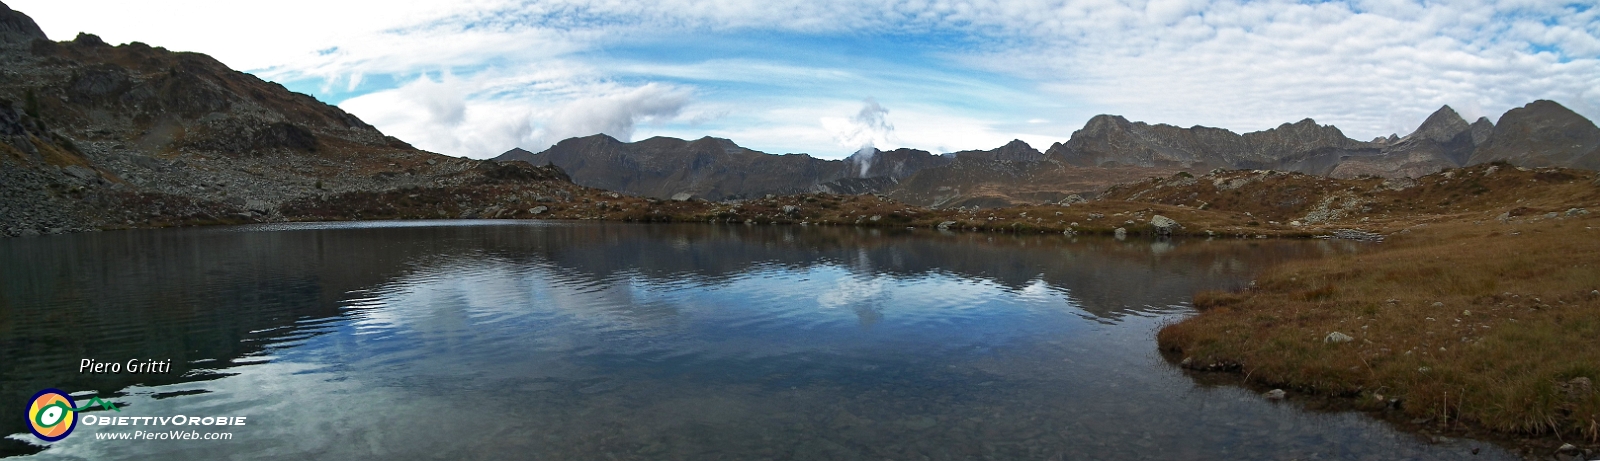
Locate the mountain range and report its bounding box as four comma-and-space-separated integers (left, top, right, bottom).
498, 100, 1600, 207
3, 0, 1598, 239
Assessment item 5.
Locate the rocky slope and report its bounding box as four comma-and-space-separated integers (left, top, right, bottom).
0, 2, 585, 237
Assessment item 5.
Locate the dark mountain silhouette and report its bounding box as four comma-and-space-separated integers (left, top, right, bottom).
493, 134, 951, 200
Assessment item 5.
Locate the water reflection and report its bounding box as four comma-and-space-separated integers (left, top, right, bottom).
0, 221, 1507, 459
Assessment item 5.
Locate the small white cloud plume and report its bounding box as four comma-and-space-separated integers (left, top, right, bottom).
821, 98, 897, 175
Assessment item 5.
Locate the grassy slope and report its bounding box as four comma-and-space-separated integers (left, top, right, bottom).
1152, 164, 1600, 445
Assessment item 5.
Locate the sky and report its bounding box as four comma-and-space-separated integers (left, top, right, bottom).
12, 0, 1600, 159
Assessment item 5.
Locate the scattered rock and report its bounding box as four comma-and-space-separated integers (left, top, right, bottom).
1324, 331, 1354, 343
1330, 229, 1384, 242
1264, 389, 1286, 400
1566, 207, 1589, 217
1113, 227, 1127, 240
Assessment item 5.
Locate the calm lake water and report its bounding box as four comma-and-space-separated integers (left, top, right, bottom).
2, 221, 1513, 460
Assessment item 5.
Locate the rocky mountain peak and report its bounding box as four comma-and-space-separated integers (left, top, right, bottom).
0, 1, 47, 46
1080, 114, 1132, 134
1469, 117, 1493, 145
1408, 105, 1470, 143
1469, 99, 1600, 169
954, 139, 1043, 161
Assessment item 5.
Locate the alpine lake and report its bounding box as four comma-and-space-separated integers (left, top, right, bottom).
1, 221, 1518, 460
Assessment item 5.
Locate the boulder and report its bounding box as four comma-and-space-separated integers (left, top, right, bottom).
1113, 227, 1127, 240
1324, 331, 1354, 343
670, 192, 694, 202
1149, 215, 1180, 236
936, 221, 957, 230
1264, 389, 1286, 400
529, 206, 548, 215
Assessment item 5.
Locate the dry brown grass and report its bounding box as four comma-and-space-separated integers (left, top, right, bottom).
1159, 210, 1600, 442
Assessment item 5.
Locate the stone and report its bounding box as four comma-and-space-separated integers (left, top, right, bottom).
1149, 215, 1181, 236
670, 192, 694, 202
1565, 377, 1592, 401
1324, 331, 1354, 343
1058, 194, 1086, 205
781, 205, 798, 214
869, 215, 881, 222
1114, 227, 1127, 240
936, 221, 957, 230
1557, 443, 1578, 454
1432, 302, 1444, 307
529, 206, 548, 215
1264, 389, 1286, 400
1566, 207, 1589, 217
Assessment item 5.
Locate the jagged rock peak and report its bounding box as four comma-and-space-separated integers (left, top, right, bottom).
1469, 116, 1494, 145
1408, 105, 1470, 143
0, 1, 48, 45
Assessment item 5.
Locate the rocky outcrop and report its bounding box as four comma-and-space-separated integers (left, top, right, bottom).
0, 1, 46, 47
1469, 100, 1600, 170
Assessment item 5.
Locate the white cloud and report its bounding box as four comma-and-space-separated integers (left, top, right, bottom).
340, 65, 692, 157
